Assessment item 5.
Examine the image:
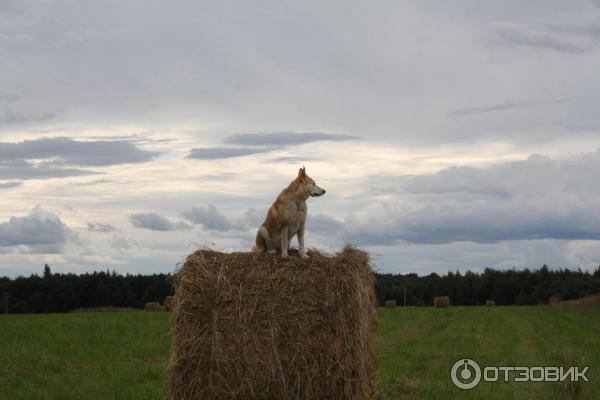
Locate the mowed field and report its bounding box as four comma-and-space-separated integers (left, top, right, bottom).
1, 306, 598, 400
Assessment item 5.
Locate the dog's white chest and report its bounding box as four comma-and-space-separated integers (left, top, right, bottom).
280, 200, 307, 237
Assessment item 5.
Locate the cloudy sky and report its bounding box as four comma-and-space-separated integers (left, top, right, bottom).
1, 0, 600, 277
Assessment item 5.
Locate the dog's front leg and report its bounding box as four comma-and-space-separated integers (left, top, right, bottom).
280, 227, 289, 257
298, 224, 308, 258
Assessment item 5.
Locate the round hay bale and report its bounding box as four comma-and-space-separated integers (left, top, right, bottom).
548, 295, 561, 305
144, 301, 161, 312
579, 294, 600, 305
384, 300, 397, 308
485, 299, 496, 306
433, 296, 450, 308
169, 246, 377, 400
164, 295, 175, 311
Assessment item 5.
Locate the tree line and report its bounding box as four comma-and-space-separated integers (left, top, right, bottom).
375, 265, 600, 306
0, 264, 599, 313
0, 265, 173, 314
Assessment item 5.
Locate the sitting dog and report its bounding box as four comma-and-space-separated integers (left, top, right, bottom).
254, 167, 325, 258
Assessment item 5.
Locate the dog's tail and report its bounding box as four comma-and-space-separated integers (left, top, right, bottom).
253, 226, 267, 253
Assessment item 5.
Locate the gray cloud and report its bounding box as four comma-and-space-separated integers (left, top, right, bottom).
0, 137, 159, 166
0, 137, 158, 180
343, 150, 600, 245
267, 156, 322, 164
306, 214, 344, 235
450, 99, 566, 117
130, 212, 191, 232
187, 132, 360, 160
0, 206, 73, 253
0, 181, 22, 189
567, 122, 600, 132
225, 132, 360, 146
0, 91, 21, 102
187, 147, 272, 160
0, 159, 98, 180
239, 208, 264, 230
494, 23, 590, 54
180, 205, 337, 236
75, 178, 113, 186
87, 222, 117, 232
181, 205, 238, 231
0, 110, 57, 124
1, 1, 597, 149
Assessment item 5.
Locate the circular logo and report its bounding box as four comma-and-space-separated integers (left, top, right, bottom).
451, 358, 481, 390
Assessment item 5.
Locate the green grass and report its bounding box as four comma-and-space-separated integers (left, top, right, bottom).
1, 306, 598, 399
0, 312, 170, 400
377, 306, 600, 399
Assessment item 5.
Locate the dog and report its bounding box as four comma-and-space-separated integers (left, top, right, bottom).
254, 167, 325, 258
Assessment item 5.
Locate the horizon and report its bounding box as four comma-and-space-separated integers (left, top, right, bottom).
2, 255, 599, 280
2, 0, 600, 277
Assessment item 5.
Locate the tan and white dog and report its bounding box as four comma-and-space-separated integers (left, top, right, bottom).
254, 167, 325, 258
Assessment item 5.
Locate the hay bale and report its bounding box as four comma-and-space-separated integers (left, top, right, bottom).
579, 294, 600, 305
433, 296, 450, 308
485, 300, 496, 306
144, 301, 161, 311
164, 295, 175, 311
384, 300, 397, 308
169, 246, 377, 400
548, 295, 561, 305
556, 293, 600, 306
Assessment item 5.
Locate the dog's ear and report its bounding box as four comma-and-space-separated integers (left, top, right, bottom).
298, 166, 306, 176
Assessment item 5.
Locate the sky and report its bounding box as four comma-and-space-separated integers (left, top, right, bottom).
1, 0, 600, 277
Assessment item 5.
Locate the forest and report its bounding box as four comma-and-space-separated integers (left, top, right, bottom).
0, 264, 599, 313
374, 265, 600, 306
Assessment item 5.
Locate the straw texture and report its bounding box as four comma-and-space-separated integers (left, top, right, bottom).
169, 246, 377, 400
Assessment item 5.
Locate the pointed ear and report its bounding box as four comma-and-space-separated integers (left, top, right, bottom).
298, 166, 306, 176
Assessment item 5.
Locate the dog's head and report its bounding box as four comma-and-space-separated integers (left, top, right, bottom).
297, 166, 326, 197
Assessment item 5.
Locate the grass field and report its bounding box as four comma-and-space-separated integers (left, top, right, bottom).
1, 306, 598, 400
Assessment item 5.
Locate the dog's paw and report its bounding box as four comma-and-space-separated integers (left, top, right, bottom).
281, 253, 288, 258
299, 252, 309, 259
267, 249, 277, 255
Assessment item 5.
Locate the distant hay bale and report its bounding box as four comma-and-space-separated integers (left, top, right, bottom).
485, 300, 496, 306
579, 294, 600, 305
548, 296, 561, 305
433, 296, 450, 308
164, 295, 175, 311
385, 300, 397, 308
556, 293, 600, 306
169, 246, 377, 400
144, 301, 161, 311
